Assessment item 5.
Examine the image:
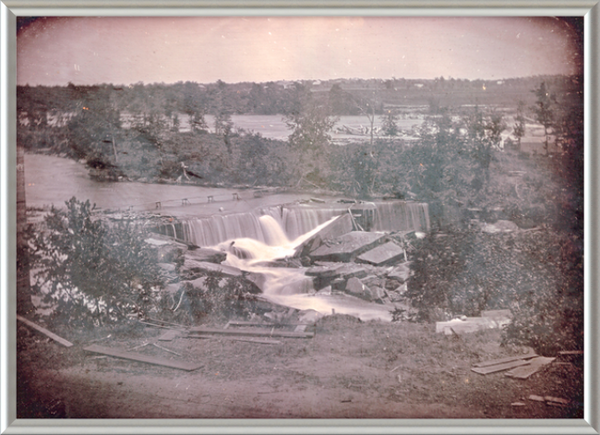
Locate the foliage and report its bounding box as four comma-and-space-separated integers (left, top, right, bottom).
380, 108, 400, 137
284, 86, 338, 185
512, 100, 526, 150
531, 81, 557, 155
406, 228, 583, 354
27, 197, 164, 327
174, 275, 253, 323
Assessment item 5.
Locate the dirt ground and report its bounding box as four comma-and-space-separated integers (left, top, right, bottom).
16, 315, 583, 420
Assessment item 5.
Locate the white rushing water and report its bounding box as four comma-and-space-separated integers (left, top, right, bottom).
213, 215, 394, 322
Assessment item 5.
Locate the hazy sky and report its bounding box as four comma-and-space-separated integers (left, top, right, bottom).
17, 16, 582, 86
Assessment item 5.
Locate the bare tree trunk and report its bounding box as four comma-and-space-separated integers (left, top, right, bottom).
17, 146, 34, 315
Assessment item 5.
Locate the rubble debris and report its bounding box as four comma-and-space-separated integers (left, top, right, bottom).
17, 315, 73, 348
436, 310, 512, 335
481, 220, 519, 233
356, 241, 406, 266
505, 357, 556, 379
309, 231, 387, 262
481, 309, 513, 328
84, 344, 203, 371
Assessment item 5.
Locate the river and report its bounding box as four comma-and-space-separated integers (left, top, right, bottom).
23, 153, 335, 217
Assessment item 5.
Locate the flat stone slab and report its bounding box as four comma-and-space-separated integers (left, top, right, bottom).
357, 241, 405, 266
294, 213, 354, 257
387, 263, 411, 283
181, 259, 243, 278
309, 231, 387, 262
186, 248, 227, 264
345, 277, 372, 301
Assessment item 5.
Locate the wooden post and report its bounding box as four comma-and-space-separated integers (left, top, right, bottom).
16, 146, 34, 315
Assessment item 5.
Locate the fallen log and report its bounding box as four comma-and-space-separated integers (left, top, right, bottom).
17, 315, 73, 347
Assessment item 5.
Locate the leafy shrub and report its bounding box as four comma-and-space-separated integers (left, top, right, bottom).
407, 228, 583, 354
28, 197, 164, 327
169, 275, 253, 323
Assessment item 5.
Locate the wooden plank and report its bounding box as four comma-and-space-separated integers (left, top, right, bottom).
83, 344, 203, 371
505, 357, 556, 379
187, 326, 313, 339
227, 338, 281, 345
157, 329, 181, 341
227, 321, 313, 328
184, 335, 281, 344
559, 350, 583, 356
17, 315, 73, 347
145, 317, 187, 328
545, 396, 570, 405
472, 353, 538, 368
471, 359, 531, 375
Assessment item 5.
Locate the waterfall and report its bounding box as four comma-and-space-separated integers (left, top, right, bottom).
372, 202, 430, 232
175, 200, 429, 248
172, 201, 429, 322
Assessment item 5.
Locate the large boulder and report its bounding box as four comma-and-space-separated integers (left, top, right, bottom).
309, 231, 387, 262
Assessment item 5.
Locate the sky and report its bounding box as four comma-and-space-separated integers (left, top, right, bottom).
16, 16, 582, 86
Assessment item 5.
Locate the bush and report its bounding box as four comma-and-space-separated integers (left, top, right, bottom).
407, 228, 583, 354
28, 197, 164, 327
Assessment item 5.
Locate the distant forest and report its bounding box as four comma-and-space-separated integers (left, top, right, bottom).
18, 74, 580, 122
17, 75, 583, 208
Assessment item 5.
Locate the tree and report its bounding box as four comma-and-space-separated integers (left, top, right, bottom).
285, 87, 338, 186
380, 108, 399, 137
532, 82, 556, 156
512, 100, 526, 151
463, 106, 506, 185
28, 198, 163, 326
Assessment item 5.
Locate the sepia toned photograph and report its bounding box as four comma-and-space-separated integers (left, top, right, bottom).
12, 12, 585, 422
